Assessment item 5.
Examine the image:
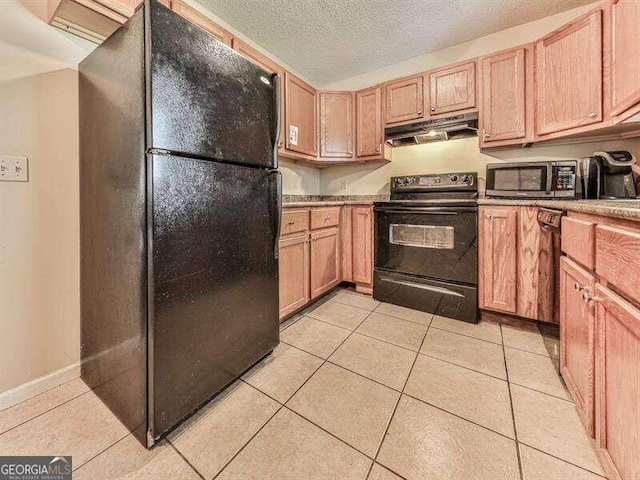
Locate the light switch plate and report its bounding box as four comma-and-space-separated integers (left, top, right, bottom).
1, 155, 29, 182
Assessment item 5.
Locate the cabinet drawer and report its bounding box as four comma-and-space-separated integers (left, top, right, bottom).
310, 207, 341, 230
595, 225, 640, 304
562, 217, 596, 270
281, 209, 309, 236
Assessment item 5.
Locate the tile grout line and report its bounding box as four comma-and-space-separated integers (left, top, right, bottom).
500, 323, 525, 480
212, 305, 377, 480
516, 441, 609, 478
70, 429, 131, 472
167, 440, 207, 480
364, 314, 433, 480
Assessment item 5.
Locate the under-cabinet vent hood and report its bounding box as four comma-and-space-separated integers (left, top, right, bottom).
385, 112, 479, 147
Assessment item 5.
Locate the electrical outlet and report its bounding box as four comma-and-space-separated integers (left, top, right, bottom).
1, 155, 29, 182
340, 179, 348, 190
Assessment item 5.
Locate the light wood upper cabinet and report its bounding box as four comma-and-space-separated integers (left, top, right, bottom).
560, 257, 596, 437
480, 45, 534, 146
479, 206, 518, 314
319, 92, 354, 160
384, 75, 424, 125
171, 0, 233, 45
278, 234, 309, 319
356, 86, 384, 159
595, 284, 640, 480
284, 72, 318, 158
428, 60, 476, 116
352, 206, 374, 286
609, 0, 640, 117
310, 227, 340, 299
535, 9, 603, 136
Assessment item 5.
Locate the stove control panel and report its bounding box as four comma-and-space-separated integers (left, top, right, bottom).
391, 172, 477, 192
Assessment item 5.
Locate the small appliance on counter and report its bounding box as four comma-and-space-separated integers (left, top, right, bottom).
485, 160, 578, 199
581, 151, 638, 199
373, 172, 479, 323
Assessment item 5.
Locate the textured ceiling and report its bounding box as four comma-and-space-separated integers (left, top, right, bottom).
197, 0, 594, 86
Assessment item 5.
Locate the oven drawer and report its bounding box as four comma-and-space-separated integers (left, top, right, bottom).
375, 206, 478, 284
373, 270, 478, 323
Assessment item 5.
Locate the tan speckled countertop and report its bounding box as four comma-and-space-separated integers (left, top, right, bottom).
283, 195, 388, 208
477, 198, 640, 222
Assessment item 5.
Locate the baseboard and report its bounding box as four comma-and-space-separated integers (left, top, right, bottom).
0, 361, 81, 411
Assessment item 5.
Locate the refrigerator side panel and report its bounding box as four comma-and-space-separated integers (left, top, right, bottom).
147, 0, 276, 168
151, 154, 279, 439
79, 7, 148, 446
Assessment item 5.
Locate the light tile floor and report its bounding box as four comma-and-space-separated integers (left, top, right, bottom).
0, 288, 607, 480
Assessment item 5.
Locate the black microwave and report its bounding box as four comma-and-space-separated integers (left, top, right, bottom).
485, 161, 578, 199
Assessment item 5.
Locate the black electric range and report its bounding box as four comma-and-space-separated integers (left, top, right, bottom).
373, 172, 479, 323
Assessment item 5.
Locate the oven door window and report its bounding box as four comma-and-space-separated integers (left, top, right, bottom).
389, 224, 454, 249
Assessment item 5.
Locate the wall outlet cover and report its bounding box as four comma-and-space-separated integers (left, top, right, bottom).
340, 179, 348, 190
0, 155, 29, 182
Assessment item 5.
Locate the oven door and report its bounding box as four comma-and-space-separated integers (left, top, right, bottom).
375, 206, 477, 284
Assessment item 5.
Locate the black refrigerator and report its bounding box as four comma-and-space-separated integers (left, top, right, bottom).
79, 0, 281, 447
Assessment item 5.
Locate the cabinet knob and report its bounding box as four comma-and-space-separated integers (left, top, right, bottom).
376, 144, 381, 153
574, 282, 587, 292
431, 107, 436, 112
484, 132, 491, 138
417, 109, 423, 115
582, 291, 599, 303
366, 210, 370, 216
588, 112, 598, 118
288, 220, 295, 225
485, 213, 492, 219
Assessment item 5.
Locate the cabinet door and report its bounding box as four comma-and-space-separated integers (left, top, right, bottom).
428, 61, 476, 116
610, 0, 640, 117
356, 86, 384, 158
385, 75, 424, 125
319, 92, 354, 159
535, 9, 602, 135
232, 38, 286, 148
352, 206, 373, 286
560, 257, 596, 437
285, 72, 318, 157
479, 206, 518, 314
480, 46, 533, 146
171, 0, 233, 45
310, 227, 340, 299
595, 284, 640, 480
278, 234, 309, 319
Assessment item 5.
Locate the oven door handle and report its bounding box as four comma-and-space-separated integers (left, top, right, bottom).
375, 207, 475, 214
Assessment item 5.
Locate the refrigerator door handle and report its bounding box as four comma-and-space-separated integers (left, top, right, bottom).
269, 169, 283, 259
271, 72, 281, 169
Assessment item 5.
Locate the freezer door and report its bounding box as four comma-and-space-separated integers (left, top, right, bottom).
147, 0, 278, 168
149, 153, 280, 440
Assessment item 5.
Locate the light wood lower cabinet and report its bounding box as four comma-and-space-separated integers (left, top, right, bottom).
560, 256, 596, 437
310, 227, 341, 298
278, 234, 309, 319
479, 206, 518, 314
594, 284, 640, 480
352, 206, 373, 286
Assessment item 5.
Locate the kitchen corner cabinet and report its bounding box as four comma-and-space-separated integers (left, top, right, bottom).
595, 284, 640, 480
609, 0, 640, 118
278, 234, 310, 318
428, 60, 477, 116
310, 227, 341, 298
352, 206, 374, 286
319, 92, 355, 161
384, 74, 424, 125
560, 257, 596, 437
356, 86, 385, 159
479, 206, 518, 314
284, 73, 318, 159
480, 45, 534, 147
535, 8, 603, 136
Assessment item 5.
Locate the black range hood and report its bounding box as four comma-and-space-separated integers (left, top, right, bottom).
385, 112, 479, 147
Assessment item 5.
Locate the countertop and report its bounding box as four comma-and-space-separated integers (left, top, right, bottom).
283, 195, 387, 208
477, 198, 640, 222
